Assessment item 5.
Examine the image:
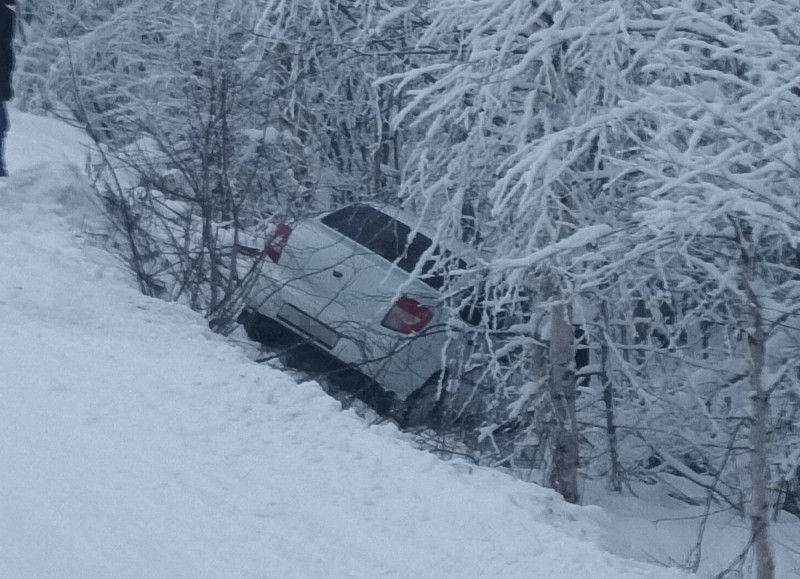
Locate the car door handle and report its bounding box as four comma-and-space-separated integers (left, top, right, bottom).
332, 269, 343, 278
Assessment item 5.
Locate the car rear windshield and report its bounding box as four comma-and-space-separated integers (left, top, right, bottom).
321, 204, 443, 287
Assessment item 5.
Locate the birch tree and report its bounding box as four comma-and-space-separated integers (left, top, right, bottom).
620, 2, 800, 576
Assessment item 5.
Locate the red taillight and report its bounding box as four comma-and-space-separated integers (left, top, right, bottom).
382, 296, 433, 334
265, 223, 292, 263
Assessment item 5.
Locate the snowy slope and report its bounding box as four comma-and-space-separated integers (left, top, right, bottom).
0, 109, 688, 579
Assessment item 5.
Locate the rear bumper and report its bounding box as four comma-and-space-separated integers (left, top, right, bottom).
245, 270, 443, 399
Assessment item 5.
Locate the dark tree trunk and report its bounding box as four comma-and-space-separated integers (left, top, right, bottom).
548, 301, 580, 504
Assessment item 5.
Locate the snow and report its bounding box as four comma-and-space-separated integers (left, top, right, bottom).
0, 108, 690, 578
489, 224, 613, 270
586, 480, 800, 578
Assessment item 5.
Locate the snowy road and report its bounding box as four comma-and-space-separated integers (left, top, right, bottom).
0, 110, 687, 578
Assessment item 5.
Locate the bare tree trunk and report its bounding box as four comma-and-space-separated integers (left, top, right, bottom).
748, 299, 775, 579
548, 300, 580, 504
600, 302, 622, 492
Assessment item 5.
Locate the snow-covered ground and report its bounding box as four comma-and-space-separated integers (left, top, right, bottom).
0, 108, 783, 578
587, 481, 800, 578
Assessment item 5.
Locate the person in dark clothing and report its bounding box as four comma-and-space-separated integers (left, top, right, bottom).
0, 0, 15, 177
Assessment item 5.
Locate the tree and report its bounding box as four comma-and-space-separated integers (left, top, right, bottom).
616, 2, 800, 575
381, 0, 657, 503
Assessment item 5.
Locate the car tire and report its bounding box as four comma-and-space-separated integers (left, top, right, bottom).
238, 308, 294, 346
400, 372, 447, 429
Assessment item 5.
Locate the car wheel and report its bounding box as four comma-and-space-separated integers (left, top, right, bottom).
400, 372, 447, 429
327, 368, 397, 416
238, 308, 294, 346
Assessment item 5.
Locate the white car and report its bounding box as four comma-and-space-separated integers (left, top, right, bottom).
240, 203, 479, 421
